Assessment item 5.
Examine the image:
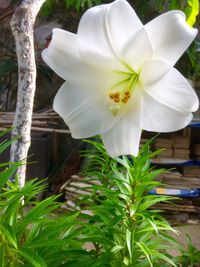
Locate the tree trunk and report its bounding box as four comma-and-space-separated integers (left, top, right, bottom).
10, 0, 46, 188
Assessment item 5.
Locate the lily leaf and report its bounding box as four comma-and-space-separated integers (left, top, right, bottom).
0, 222, 18, 249
17, 247, 47, 267
185, 0, 199, 26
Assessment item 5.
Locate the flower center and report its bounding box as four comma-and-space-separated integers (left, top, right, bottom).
108, 71, 139, 116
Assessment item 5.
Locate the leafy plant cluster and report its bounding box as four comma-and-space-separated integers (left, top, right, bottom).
187, 40, 200, 78
149, 0, 199, 25
40, 0, 102, 16
175, 234, 200, 267
78, 139, 178, 266
0, 132, 200, 266
0, 133, 85, 266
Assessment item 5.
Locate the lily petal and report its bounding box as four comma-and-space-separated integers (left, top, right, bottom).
102, 89, 142, 158
142, 89, 193, 132
42, 28, 80, 80
122, 28, 153, 72
78, 0, 143, 66
145, 11, 197, 66
53, 81, 121, 138
143, 67, 199, 113
140, 60, 170, 85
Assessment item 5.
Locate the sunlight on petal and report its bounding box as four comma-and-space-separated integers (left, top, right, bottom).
42, 28, 80, 80
102, 88, 142, 158
142, 89, 193, 132
122, 28, 153, 72
145, 11, 198, 66
143, 68, 199, 113
102, 114, 142, 158
78, 0, 143, 58
140, 60, 170, 85
53, 82, 121, 138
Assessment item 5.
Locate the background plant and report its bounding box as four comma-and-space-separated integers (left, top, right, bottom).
40, 0, 102, 15
174, 234, 200, 267
0, 131, 90, 267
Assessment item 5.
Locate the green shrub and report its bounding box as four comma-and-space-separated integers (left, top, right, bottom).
0, 131, 198, 266
76, 138, 179, 266
175, 234, 200, 267
0, 131, 88, 267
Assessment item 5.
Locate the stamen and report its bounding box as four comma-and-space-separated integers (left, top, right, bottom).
114, 98, 120, 103
114, 92, 120, 98
109, 93, 114, 99
124, 91, 130, 97
107, 69, 139, 115
121, 97, 129, 103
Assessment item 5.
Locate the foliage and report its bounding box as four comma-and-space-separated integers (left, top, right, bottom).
0, 131, 199, 266
0, 131, 88, 267
65, 0, 102, 12
150, 0, 199, 26
187, 40, 200, 77
40, 0, 102, 16
175, 234, 200, 266
0, 58, 18, 105
0, 59, 17, 77
78, 138, 179, 266
184, 0, 199, 27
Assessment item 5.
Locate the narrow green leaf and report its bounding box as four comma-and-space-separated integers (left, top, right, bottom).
17, 247, 47, 267
0, 222, 18, 249
24, 195, 59, 221
0, 128, 13, 138
136, 241, 153, 267
111, 244, 124, 253
126, 229, 132, 258
151, 250, 177, 266
0, 243, 5, 267
0, 190, 24, 225
25, 222, 43, 244
0, 138, 17, 155
0, 163, 21, 190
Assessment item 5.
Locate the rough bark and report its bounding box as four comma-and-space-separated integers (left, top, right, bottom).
10, 0, 46, 188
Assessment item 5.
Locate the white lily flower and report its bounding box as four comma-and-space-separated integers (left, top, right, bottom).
42, 0, 199, 158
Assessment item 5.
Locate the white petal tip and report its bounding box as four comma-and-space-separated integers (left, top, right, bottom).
41, 49, 47, 62
103, 145, 139, 159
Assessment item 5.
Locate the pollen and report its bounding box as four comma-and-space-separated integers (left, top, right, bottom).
121, 97, 129, 103
114, 98, 120, 103
108, 89, 132, 105
114, 92, 120, 98
124, 91, 131, 97
109, 93, 114, 99
121, 90, 131, 103
109, 91, 121, 103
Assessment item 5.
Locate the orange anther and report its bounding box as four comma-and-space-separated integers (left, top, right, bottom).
121, 97, 128, 103
124, 91, 130, 96
114, 92, 120, 98
114, 98, 120, 103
